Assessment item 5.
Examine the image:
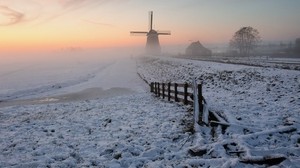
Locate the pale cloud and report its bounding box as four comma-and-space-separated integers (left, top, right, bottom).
0, 0, 41, 26
0, 0, 120, 26
0, 5, 24, 26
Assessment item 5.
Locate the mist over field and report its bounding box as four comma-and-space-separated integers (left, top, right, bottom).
0, 48, 137, 98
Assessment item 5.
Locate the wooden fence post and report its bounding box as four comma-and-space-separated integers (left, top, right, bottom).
193, 79, 200, 126
162, 83, 165, 99
168, 82, 171, 101
150, 82, 154, 93
198, 84, 203, 117
158, 83, 160, 97
175, 83, 178, 102
184, 83, 188, 105
155, 82, 157, 95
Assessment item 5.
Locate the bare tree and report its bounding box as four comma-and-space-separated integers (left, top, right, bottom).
230, 26, 261, 57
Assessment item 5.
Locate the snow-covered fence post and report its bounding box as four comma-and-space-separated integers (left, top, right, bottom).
168, 82, 171, 101
174, 83, 178, 102
184, 83, 188, 105
202, 98, 209, 125
193, 79, 200, 125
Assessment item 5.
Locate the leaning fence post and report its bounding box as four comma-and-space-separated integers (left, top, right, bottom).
193, 79, 200, 126
198, 84, 203, 121
174, 83, 178, 102
184, 83, 188, 105
162, 83, 165, 99
168, 82, 171, 101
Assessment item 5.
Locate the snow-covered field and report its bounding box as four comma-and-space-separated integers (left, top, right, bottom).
0, 54, 195, 167
1, 93, 194, 167
137, 56, 300, 167
1, 53, 300, 167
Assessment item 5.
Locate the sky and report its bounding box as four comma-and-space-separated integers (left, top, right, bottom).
0, 0, 299, 52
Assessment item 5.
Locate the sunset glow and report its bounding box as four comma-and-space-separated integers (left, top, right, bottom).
0, 0, 299, 52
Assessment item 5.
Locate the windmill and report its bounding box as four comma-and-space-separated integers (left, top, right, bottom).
130, 11, 171, 55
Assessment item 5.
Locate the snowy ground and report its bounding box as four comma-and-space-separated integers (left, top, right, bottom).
1, 54, 300, 167
137, 56, 300, 167
0, 55, 195, 167
0, 93, 195, 167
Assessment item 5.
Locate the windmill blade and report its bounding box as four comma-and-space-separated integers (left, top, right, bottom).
130, 31, 148, 36
157, 30, 171, 35
149, 11, 153, 31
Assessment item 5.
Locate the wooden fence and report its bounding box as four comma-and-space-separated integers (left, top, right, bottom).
150, 82, 204, 119
148, 81, 227, 128
136, 66, 226, 128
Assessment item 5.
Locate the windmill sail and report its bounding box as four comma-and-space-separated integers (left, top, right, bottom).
130, 31, 148, 36
149, 11, 153, 31
157, 30, 171, 35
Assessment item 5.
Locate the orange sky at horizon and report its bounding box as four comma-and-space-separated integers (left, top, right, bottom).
0, 0, 299, 53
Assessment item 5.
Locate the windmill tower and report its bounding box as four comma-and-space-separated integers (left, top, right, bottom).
130, 11, 171, 55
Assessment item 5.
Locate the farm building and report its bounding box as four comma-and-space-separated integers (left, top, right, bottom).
185, 41, 212, 57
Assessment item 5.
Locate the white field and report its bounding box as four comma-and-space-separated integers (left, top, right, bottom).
137, 56, 300, 167
0, 53, 299, 167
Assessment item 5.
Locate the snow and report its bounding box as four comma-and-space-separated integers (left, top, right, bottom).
1, 53, 300, 167
137, 56, 300, 167
0, 54, 194, 167
137, 56, 300, 129
0, 93, 193, 167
